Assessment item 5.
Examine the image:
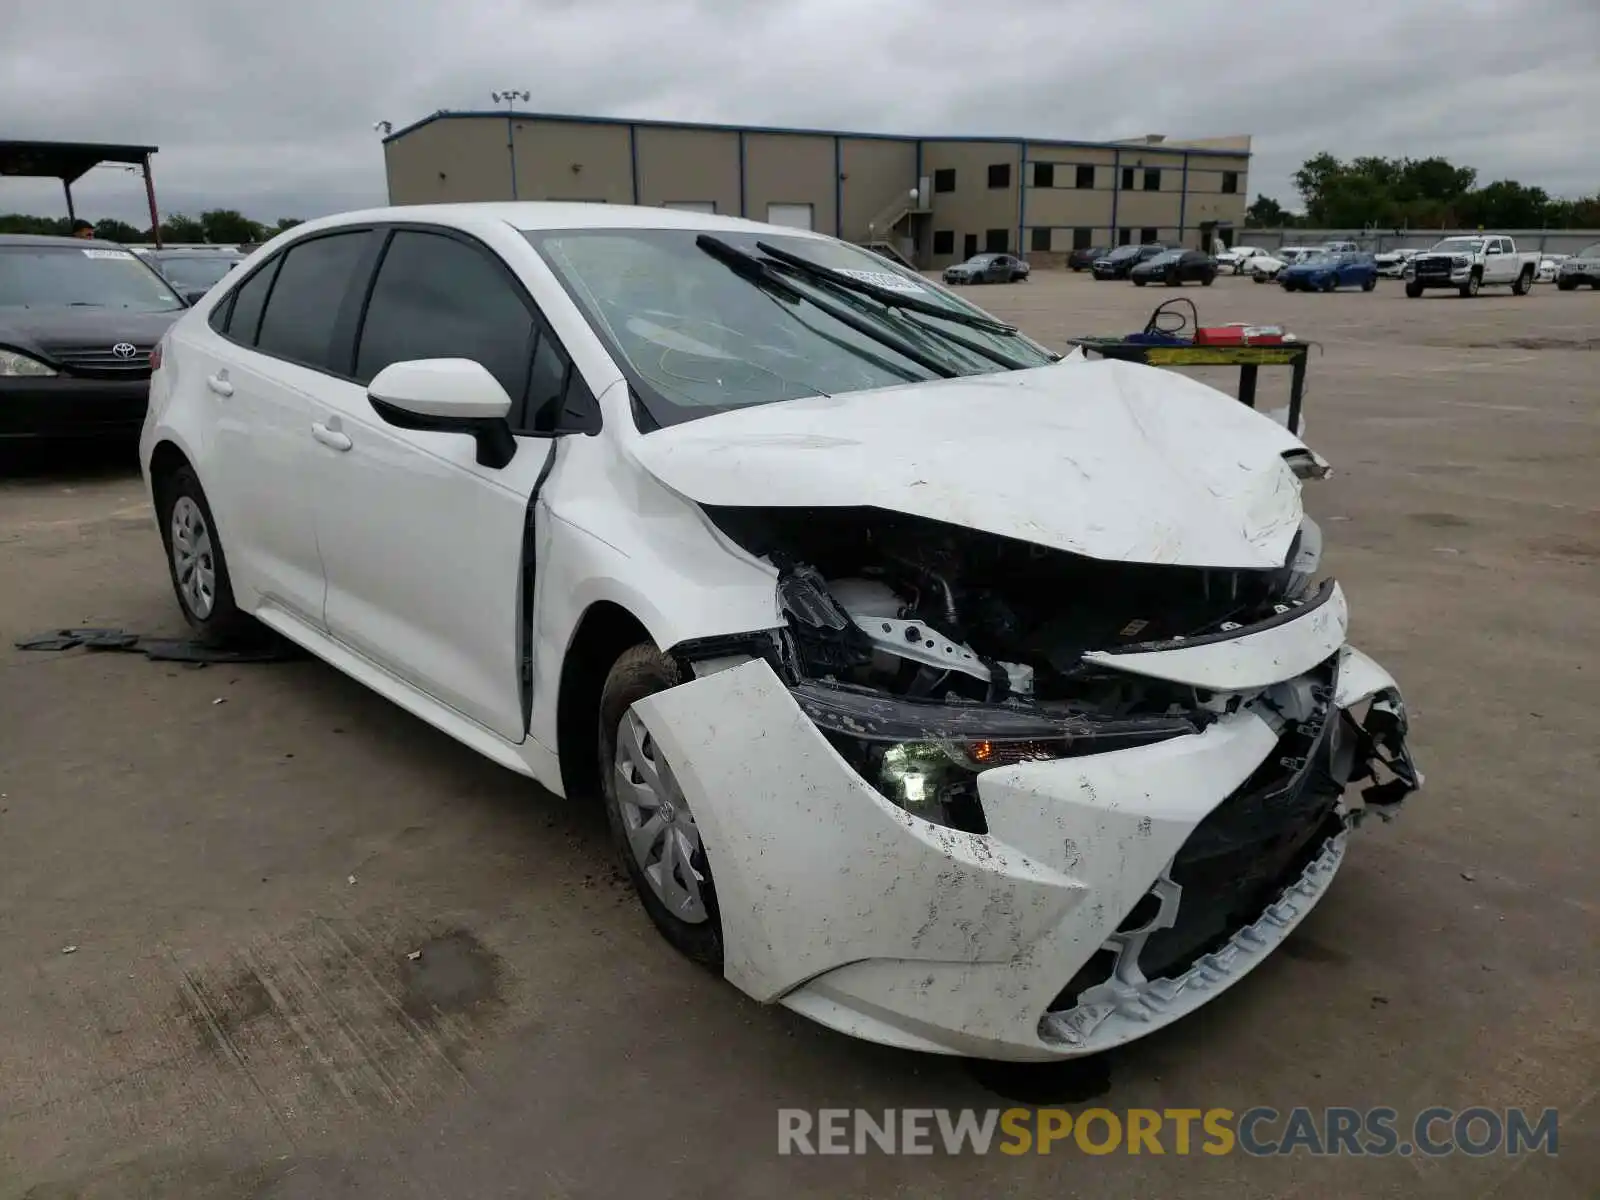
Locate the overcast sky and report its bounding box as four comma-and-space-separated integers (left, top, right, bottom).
3, 0, 1596, 226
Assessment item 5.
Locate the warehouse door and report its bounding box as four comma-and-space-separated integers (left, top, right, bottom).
766, 203, 814, 230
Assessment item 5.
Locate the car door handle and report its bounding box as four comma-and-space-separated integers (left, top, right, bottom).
205, 373, 233, 397
311, 422, 352, 452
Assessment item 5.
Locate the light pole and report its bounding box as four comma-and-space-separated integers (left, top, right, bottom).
492, 89, 530, 200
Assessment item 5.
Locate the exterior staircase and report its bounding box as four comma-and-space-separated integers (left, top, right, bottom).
858, 183, 931, 268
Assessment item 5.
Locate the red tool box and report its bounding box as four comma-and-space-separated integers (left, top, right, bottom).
1192, 323, 1289, 346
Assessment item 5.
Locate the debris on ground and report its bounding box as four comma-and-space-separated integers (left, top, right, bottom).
61, 945, 77, 955
14, 627, 303, 664
406, 949, 423, 962
1461, 871, 1477, 882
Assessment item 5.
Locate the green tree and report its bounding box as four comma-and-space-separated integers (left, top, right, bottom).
0, 213, 70, 235
159, 213, 207, 242
271, 217, 303, 234
1456, 180, 1551, 229
1245, 194, 1291, 227
199, 209, 264, 243
93, 217, 144, 243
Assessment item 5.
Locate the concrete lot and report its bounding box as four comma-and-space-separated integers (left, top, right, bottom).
1, 273, 1596, 1198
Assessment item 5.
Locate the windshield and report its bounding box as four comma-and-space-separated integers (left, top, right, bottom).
1577, 242, 1600, 259
157, 255, 238, 288
1431, 238, 1484, 254
1298, 252, 1337, 265
964, 254, 1000, 265
0, 245, 184, 311
1106, 246, 1142, 261
1146, 251, 1183, 265
527, 228, 1056, 428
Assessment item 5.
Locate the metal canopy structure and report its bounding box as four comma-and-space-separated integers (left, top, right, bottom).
0, 139, 164, 246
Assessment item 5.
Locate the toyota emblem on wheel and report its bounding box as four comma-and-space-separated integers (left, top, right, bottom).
111, 343, 138, 359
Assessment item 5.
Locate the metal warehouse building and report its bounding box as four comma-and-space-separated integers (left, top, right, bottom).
382, 111, 1252, 268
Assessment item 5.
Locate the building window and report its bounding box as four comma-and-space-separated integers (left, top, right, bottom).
1030, 227, 1051, 252
1140, 227, 1158, 244
1033, 162, 1054, 188
1076, 164, 1095, 189
984, 228, 1009, 253
1118, 228, 1132, 246
1144, 168, 1161, 191
988, 163, 1011, 189
963, 233, 978, 258
934, 168, 956, 193
1072, 227, 1093, 250
1120, 167, 1135, 191
1221, 171, 1239, 194
933, 229, 955, 255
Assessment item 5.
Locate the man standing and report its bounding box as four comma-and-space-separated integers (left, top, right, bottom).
70, 219, 95, 239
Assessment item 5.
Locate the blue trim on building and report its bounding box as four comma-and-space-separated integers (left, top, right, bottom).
505, 113, 518, 200
737, 130, 747, 217
629, 124, 639, 204
834, 135, 842, 237
1178, 151, 1189, 239
382, 109, 1252, 160
1109, 148, 1121, 237
1016, 140, 1026, 254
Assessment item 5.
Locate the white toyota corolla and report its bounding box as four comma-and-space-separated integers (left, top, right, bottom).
140, 203, 1420, 1061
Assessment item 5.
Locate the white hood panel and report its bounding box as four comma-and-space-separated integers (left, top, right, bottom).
632, 359, 1308, 568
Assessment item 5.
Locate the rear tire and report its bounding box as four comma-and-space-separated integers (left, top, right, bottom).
598, 645, 724, 970
1512, 269, 1532, 296
1201, 271, 1215, 286
1361, 276, 1376, 292
1164, 270, 1180, 287
1133, 278, 1147, 286
156, 465, 257, 646
1321, 274, 1337, 293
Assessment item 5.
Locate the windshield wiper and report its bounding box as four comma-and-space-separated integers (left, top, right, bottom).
751, 241, 1048, 371
695, 235, 957, 379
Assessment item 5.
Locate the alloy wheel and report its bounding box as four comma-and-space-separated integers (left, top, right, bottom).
612, 710, 709, 923
170, 495, 216, 620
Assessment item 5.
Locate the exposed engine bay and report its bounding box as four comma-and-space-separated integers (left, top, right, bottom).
700, 503, 1324, 713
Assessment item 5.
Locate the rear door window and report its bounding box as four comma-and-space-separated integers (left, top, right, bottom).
215, 258, 280, 343
253, 232, 371, 371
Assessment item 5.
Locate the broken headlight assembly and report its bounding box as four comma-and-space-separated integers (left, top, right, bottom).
791, 681, 1204, 834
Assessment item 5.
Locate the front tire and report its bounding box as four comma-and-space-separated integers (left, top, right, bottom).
1133, 278, 1147, 286
1321, 274, 1337, 293
599, 645, 724, 969
1556, 277, 1576, 291
1406, 281, 1424, 298
1201, 271, 1215, 286
156, 465, 256, 645
1461, 272, 1481, 297
1362, 276, 1377, 292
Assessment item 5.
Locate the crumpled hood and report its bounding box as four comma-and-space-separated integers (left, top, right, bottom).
632, 358, 1309, 569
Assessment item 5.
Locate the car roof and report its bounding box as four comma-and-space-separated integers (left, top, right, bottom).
280, 201, 838, 244
0, 233, 128, 248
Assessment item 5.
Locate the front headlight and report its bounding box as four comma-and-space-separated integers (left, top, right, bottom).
793, 682, 1202, 832
0, 348, 57, 377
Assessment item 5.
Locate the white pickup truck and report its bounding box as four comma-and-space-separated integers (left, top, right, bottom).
1406, 234, 1539, 297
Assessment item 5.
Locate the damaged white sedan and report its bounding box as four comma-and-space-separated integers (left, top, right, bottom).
140, 202, 1420, 1062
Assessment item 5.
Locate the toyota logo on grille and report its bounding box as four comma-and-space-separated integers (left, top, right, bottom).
111, 342, 138, 360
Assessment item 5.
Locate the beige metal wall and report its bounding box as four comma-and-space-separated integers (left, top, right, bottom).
385, 116, 516, 204
511, 119, 632, 202
840, 138, 918, 242
920, 140, 1022, 264
382, 116, 1250, 261
634, 126, 740, 214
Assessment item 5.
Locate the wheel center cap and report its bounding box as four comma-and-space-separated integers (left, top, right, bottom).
660, 799, 676, 823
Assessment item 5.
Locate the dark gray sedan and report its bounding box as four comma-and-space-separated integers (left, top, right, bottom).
942, 253, 1030, 285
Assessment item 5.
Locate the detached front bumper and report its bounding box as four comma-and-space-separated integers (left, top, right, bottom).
634, 634, 1420, 1061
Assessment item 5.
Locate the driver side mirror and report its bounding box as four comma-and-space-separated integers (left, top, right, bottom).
1486, 245, 1502, 255
367, 358, 518, 469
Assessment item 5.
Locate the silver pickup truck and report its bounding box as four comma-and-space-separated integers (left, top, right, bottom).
1406, 234, 1540, 297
